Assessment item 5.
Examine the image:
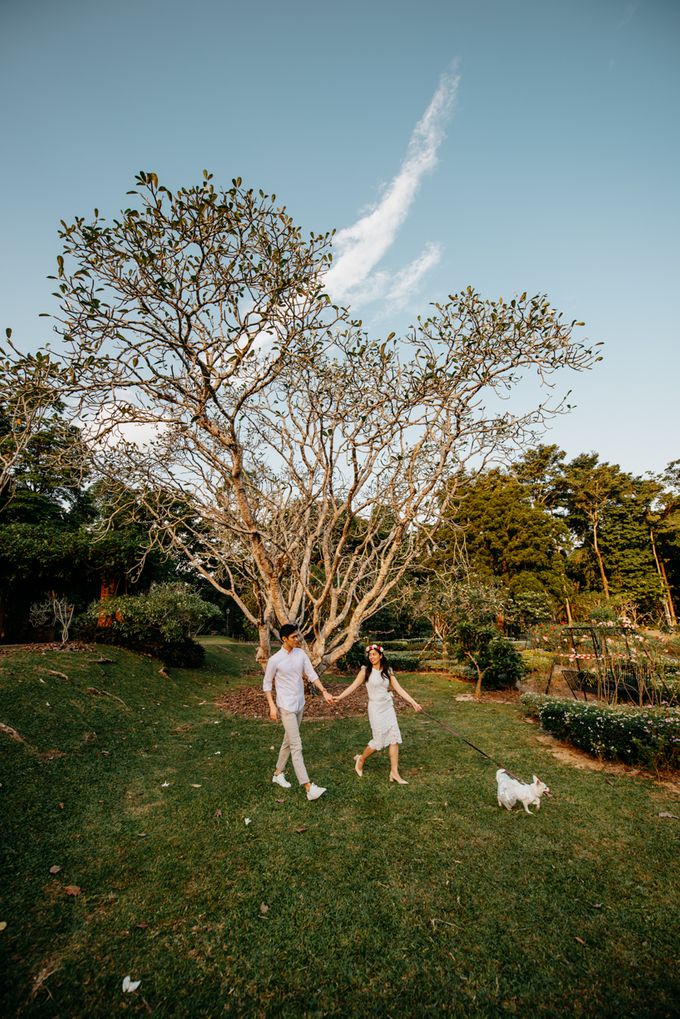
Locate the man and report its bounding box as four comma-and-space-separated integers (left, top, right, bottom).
263, 624, 333, 801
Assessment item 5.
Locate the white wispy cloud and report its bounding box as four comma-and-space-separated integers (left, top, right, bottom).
325, 69, 459, 307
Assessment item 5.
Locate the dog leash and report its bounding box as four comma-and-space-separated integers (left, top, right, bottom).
419, 708, 521, 781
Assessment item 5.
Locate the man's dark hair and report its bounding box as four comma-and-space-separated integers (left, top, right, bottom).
279, 623, 299, 640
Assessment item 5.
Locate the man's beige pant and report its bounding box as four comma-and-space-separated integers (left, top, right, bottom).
276, 707, 309, 786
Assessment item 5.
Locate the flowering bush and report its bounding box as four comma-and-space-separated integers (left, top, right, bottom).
521, 694, 680, 771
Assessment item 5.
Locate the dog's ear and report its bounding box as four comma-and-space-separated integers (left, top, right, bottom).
533, 775, 539, 784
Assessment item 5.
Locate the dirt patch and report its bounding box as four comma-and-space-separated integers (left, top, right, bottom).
444, 674, 522, 704
532, 731, 680, 793
0, 641, 94, 657
215, 682, 415, 720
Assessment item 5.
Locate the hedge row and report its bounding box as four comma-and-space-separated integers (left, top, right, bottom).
521, 694, 680, 771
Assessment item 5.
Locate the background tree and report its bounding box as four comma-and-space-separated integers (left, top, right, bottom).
435, 467, 571, 613
553, 453, 629, 600
51, 171, 597, 668
0, 334, 77, 512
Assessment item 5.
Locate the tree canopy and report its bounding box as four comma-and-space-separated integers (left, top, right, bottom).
46, 171, 598, 665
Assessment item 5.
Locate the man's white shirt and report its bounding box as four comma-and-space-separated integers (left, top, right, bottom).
263, 647, 319, 712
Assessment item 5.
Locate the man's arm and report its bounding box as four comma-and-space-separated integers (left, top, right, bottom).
303, 654, 333, 705
263, 658, 278, 721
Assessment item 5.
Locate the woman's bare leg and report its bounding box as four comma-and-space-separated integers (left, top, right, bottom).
389, 743, 408, 783
354, 745, 376, 776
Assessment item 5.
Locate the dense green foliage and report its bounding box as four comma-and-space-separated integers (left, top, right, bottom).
455, 623, 526, 690
433, 445, 680, 629
522, 693, 680, 769
77, 583, 222, 666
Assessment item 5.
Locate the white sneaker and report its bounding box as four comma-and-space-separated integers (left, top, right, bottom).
306, 783, 326, 801
272, 773, 292, 789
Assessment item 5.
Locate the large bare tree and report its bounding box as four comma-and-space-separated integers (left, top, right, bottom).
51, 171, 598, 667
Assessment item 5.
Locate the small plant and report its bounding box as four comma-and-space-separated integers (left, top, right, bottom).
455, 623, 526, 696
29, 594, 75, 644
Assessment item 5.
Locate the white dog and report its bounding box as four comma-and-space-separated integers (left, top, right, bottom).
496, 769, 550, 814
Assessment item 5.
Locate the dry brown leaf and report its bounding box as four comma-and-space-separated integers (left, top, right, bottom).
136, 921, 149, 929
658, 812, 678, 819
49, 865, 61, 875
214, 808, 222, 818
259, 903, 269, 914
0, 921, 7, 932
575, 936, 585, 945
295, 826, 308, 834
64, 885, 81, 896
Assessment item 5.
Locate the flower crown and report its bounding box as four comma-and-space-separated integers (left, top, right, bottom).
365, 643, 384, 654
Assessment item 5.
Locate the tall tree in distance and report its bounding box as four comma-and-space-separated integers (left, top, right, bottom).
49, 171, 598, 667
553, 453, 629, 600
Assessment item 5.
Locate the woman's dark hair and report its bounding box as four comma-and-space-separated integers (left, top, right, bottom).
362, 647, 393, 687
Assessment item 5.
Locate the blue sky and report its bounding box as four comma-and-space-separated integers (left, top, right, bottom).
1, 0, 678, 475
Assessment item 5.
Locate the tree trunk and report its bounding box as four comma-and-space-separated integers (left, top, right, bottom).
466, 652, 484, 700
564, 597, 573, 626
97, 577, 117, 628
650, 528, 677, 626
256, 624, 271, 670
592, 516, 610, 599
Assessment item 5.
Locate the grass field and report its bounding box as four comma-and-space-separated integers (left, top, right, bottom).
1, 639, 678, 1017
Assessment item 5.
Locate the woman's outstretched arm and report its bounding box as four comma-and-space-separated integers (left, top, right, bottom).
390, 674, 422, 711
333, 668, 367, 703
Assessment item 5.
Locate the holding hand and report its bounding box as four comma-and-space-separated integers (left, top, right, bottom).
412, 701, 423, 712
269, 706, 278, 722
322, 690, 334, 705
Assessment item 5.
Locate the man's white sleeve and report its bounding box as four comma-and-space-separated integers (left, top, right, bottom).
303, 653, 319, 683
263, 658, 276, 693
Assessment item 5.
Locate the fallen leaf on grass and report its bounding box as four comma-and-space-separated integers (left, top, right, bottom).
295, 827, 308, 834
275, 798, 285, 804
58, 803, 64, 810
161, 782, 171, 788
259, 903, 269, 914
137, 832, 148, 838
122, 975, 141, 993
244, 818, 252, 825
190, 784, 202, 788
214, 808, 222, 818
575, 937, 585, 945
136, 922, 149, 929
658, 812, 678, 819
592, 903, 603, 909
49, 865, 62, 875
0, 922, 7, 932
64, 885, 81, 896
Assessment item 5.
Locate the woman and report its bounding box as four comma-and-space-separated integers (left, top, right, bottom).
333, 643, 422, 784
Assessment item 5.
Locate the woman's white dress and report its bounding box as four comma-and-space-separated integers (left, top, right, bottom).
367, 668, 402, 750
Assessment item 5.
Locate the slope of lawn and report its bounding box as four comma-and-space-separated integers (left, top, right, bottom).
0, 639, 678, 1018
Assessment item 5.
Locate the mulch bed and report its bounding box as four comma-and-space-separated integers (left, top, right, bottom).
215, 681, 415, 720
0, 641, 94, 657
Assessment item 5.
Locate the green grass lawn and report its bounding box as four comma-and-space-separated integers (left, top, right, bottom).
1, 640, 678, 1018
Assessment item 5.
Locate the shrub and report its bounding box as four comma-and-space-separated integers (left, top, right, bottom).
521, 694, 680, 770
77, 583, 221, 667
455, 623, 526, 690
520, 649, 555, 676
479, 636, 526, 690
